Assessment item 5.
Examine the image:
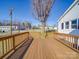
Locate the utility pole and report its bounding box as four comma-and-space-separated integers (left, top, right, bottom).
19, 22, 20, 33
9, 8, 14, 35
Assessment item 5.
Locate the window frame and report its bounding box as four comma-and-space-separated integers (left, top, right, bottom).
65, 21, 69, 29
78, 19, 79, 29
71, 19, 77, 29
61, 23, 64, 29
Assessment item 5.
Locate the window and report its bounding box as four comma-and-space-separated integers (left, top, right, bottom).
71, 19, 77, 29
78, 19, 79, 29
78, 3, 79, 5
61, 23, 64, 29
65, 21, 69, 29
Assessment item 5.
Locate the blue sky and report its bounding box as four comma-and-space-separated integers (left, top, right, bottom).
0, 0, 74, 26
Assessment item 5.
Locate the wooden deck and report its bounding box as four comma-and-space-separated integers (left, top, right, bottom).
23, 32, 79, 59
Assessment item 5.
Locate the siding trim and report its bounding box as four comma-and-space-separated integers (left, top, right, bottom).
58, 0, 79, 22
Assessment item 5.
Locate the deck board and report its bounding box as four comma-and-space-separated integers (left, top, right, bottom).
23, 33, 79, 59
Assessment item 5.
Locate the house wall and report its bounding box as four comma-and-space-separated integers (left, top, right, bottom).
58, 1, 79, 35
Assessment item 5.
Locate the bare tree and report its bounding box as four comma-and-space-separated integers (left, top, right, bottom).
33, 0, 54, 38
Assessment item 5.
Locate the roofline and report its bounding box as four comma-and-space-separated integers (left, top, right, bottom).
57, 0, 79, 22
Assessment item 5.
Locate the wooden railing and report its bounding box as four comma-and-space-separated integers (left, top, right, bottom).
0, 32, 29, 58
54, 32, 79, 53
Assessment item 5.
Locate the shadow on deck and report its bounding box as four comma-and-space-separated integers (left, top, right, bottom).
6, 38, 33, 59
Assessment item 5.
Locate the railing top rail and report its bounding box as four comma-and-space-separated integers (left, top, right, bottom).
53, 32, 79, 38
0, 32, 29, 41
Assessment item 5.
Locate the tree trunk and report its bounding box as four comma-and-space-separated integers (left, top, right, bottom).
41, 21, 46, 39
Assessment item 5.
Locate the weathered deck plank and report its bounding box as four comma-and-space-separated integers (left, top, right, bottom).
23, 33, 79, 59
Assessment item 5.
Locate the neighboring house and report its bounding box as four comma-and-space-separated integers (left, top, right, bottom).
53, 26, 57, 31
58, 0, 79, 35
39, 25, 56, 31
0, 20, 32, 32
46, 26, 57, 31
45, 26, 53, 31
0, 26, 18, 32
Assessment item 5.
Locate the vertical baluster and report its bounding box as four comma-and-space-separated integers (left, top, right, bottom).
65, 35, 67, 44
66, 36, 68, 45
9, 38, 12, 50
70, 36, 73, 47
0, 41, 3, 57
6, 39, 8, 52
76, 38, 78, 49
11, 37, 13, 49
72, 37, 74, 48
10, 37, 13, 50
2, 40, 4, 55
3, 40, 6, 54
63, 34, 64, 41
73, 37, 75, 48
8, 39, 9, 51
9, 38, 11, 50
11, 38, 13, 49
61, 34, 63, 42
63, 35, 65, 42
64, 36, 66, 44
70, 36, 72, 47
77, 38, 79, 50
13, 36, 15, 50
69, 36, 71, 46
5, 40, 7, 53
67, 36, 69, 45
69, 36, 71, 47
67, 36, 69, 46
74, 37, 78, 49
66, 36, 67, 41
71, 37, 73, 48
7, 39, 9, 52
